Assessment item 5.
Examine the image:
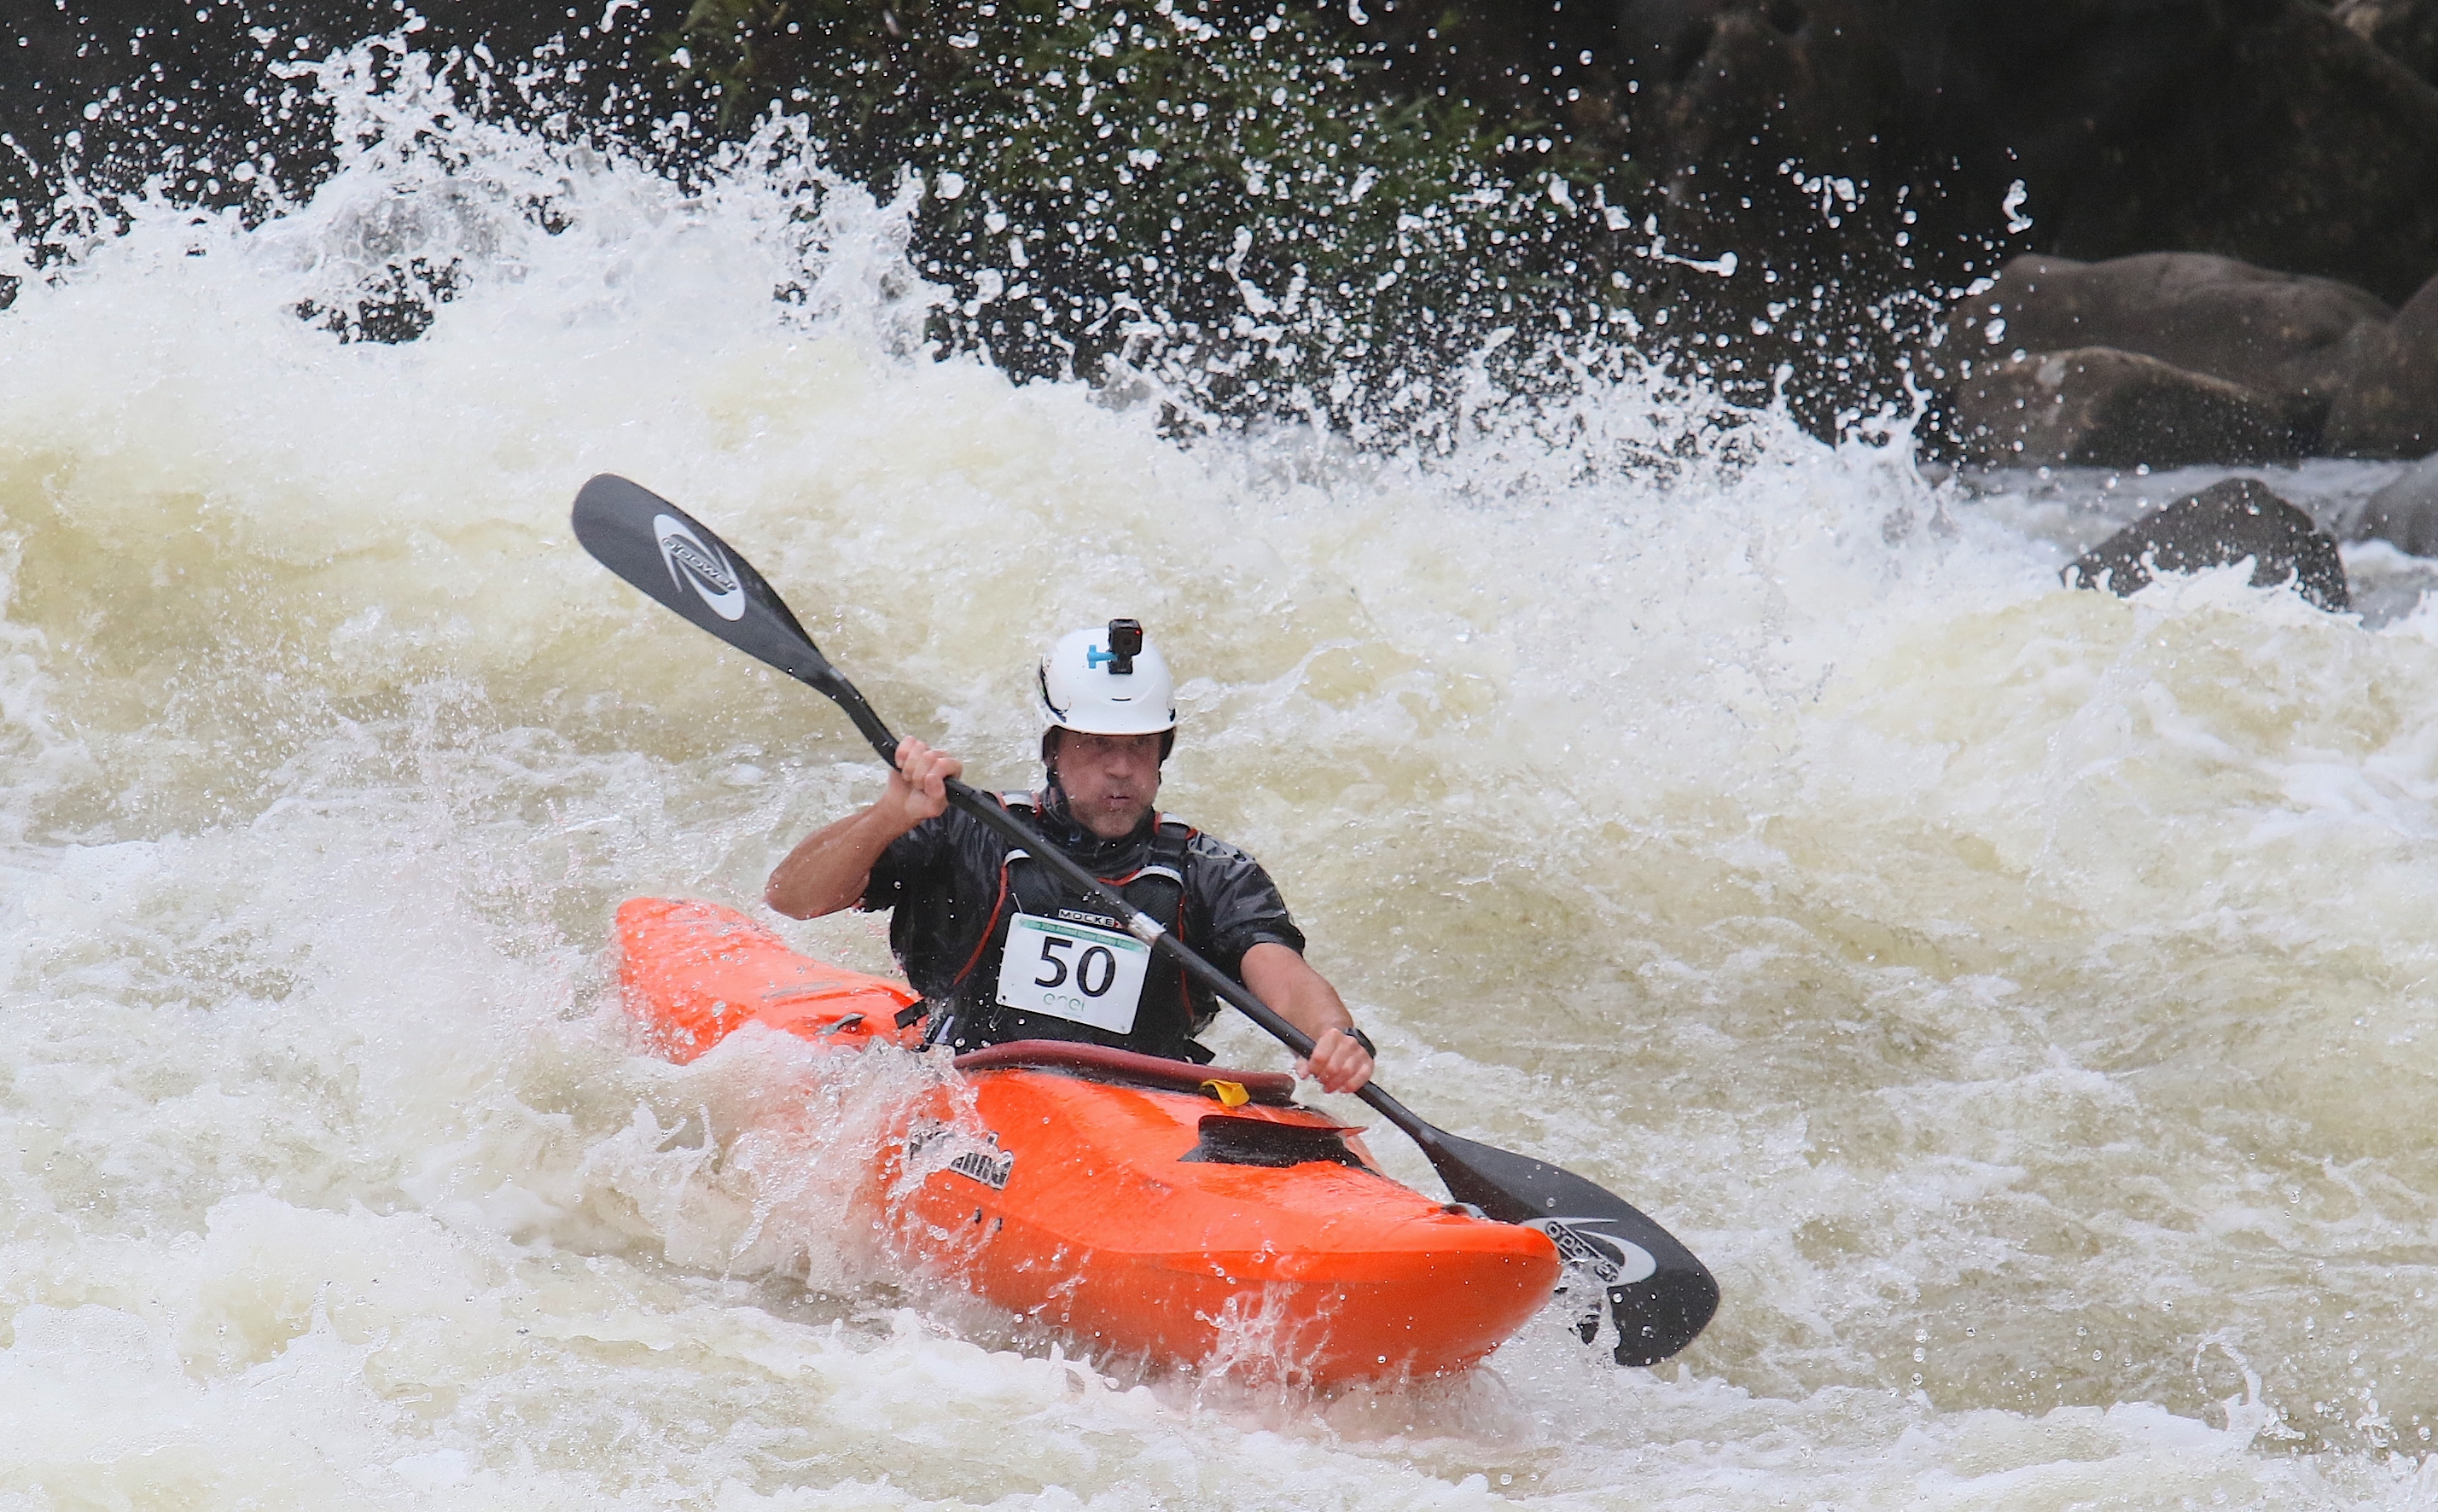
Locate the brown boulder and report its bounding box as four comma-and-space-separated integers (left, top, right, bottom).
1929, 253, 2389, 437
2063, 478, 2351, 612
1950, 347, 2313, 469
2324, 272, 2438, 457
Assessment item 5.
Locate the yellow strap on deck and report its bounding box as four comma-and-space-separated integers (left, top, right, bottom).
1199, 1079, 1249, 1108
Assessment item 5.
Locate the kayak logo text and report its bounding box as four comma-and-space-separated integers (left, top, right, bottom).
1525, 1217, 1658, 1285
950, 1147, 1014, 1190
654, 513, 747, 622
907, 1122, 1014, 1190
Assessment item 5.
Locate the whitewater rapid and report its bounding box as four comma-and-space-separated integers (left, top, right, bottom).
4, 40, 2438, 1511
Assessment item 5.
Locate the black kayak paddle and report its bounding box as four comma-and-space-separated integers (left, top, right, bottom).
571, 472, 1719, 1365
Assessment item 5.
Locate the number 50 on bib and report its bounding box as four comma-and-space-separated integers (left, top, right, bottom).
996, 914, 1153, 1034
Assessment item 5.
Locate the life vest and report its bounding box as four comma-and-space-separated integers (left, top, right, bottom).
927, 796, 1211, 1064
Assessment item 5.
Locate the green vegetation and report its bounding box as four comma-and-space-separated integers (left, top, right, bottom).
667, 0, 1644, 432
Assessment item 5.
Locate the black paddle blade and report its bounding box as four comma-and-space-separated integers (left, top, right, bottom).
572, 474, 837, 689
572, 474, 905, 763
1423, 1127, 1719, 1365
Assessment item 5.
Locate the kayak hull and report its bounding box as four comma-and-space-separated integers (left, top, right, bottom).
615, 897, 1561, 1382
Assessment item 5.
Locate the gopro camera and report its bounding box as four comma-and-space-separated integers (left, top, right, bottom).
1107, 618, 1143, 675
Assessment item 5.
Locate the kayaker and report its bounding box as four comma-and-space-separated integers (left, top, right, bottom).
765, 619, 1376, 1093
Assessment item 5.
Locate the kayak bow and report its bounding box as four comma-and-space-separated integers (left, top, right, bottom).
619, 895, 1564, 1382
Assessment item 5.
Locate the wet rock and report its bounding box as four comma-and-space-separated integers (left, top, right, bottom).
2324, 272, 2438, 457
2063, 478, 2351, 612
1930, 253, 2389, 440
1603, 0, 2438, 306
1950, 347, 2313, 469
2335, 0, 2438, 86
2340, 451, 2438, 555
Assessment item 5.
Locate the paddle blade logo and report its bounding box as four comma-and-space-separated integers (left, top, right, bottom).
1525, 1218, 1659, 1285
653, 513, 747, 622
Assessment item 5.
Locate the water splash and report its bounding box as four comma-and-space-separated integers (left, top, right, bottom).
3, 22, 2438, 1510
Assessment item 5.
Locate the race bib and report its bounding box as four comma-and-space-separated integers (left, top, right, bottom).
996, 913, 1151, 1035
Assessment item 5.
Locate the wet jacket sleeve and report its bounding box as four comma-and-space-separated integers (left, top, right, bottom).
1185, 833, 1307, 981
858, 809, 1011, 1003
860, 814, 951, 912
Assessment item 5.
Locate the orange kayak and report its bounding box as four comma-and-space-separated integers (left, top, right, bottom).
616, 897, 1562, 1382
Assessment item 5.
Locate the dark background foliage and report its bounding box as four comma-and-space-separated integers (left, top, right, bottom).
7, 0, 2435, 443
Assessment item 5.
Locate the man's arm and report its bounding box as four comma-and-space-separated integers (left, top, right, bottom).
765, 739, 963, 919
1240, 942, 1374, 1094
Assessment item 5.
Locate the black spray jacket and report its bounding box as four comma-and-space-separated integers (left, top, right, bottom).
860, 791, 1305, 1063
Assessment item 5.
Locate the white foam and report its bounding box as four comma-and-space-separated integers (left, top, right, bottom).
3, 32, 2435, 1509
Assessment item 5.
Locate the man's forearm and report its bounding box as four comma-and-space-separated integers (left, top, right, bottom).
769, 738, 960, 919
765, 804, 911, 919
1241, 941, 1372, 1093
1241, 941, 1353, 1040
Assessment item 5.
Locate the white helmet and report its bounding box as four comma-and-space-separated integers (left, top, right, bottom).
1038, 619, 1177, 736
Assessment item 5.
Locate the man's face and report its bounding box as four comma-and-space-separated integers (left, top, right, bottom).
1054, 729, 1164, 839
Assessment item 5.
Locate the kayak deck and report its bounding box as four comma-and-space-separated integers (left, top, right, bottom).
615, 897, 1560, 1382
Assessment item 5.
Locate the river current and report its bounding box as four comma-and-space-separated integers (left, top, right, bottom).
4, 41, 2438, 1512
